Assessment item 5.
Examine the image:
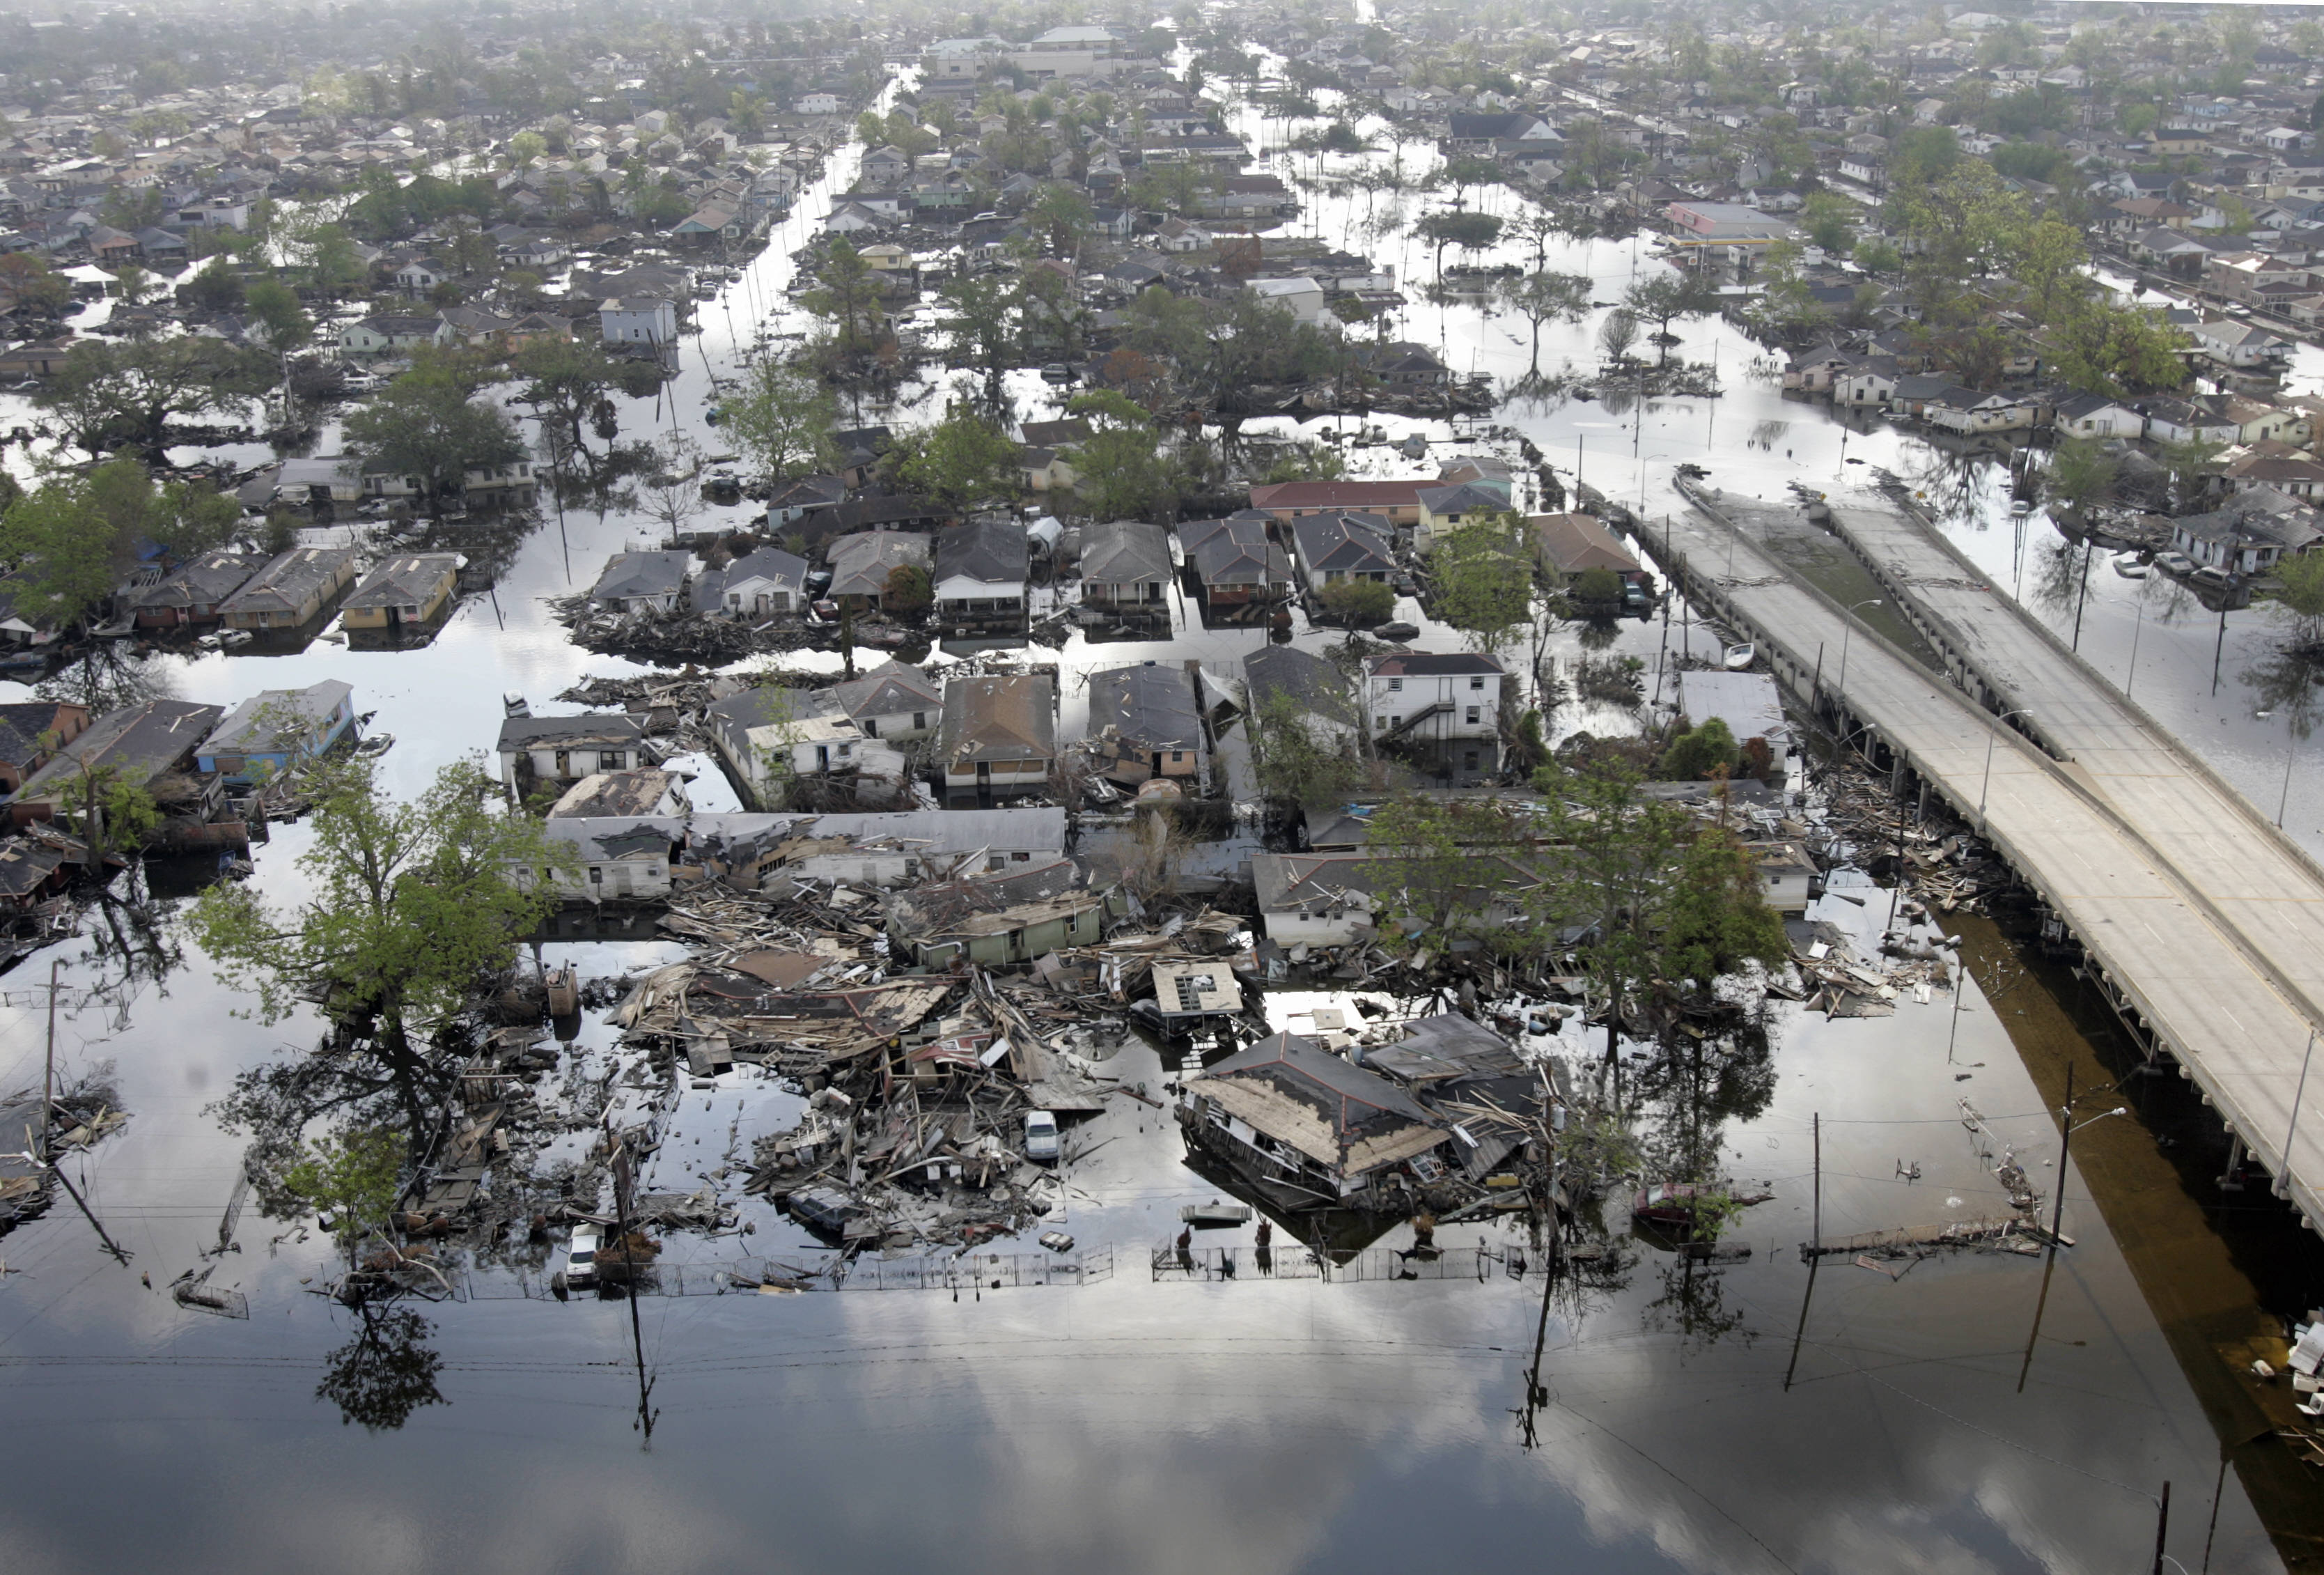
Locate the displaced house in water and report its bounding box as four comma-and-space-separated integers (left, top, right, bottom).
705, 688, 868, 808
939, 673, 1056, 800
1249, 849, 1535, 950
1178, 1030, 1453, 1213
1084, 662, 1208, 789
694, 547, 810, 618
194, 681, 355, 786
882, 858, 1108, 968
684, 807, 1068, 889
588, 550, 695, 614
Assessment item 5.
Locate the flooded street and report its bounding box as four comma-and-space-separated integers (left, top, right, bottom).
0, 69, 2314, 1575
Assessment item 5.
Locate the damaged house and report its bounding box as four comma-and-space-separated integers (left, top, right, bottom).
882, 858, 1110, 968
1084, 662, 1208, 789
939, 672, 1056, 799
1178, 1030, 1453, 1212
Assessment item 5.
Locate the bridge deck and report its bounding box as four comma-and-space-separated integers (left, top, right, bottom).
1664, 488, 2324, 1229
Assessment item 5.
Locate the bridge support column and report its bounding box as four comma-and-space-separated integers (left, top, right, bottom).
2220, 1134, 2247, 1193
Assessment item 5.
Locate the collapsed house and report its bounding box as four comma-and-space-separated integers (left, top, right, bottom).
882, 858, 1112, 968
1178, 1030, 1454, 1213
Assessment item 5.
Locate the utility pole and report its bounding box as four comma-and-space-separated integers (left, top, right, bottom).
614, 1145, 656, 1444
40, 960, 59, 1163
1784, 1112, 1820, 1392
2070, 538, 2093, 651
2152, 1480, 2171, 1575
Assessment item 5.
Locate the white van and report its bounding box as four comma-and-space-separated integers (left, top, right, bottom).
563, 1225, 601, 1289
1022, 1110, 1061, 1164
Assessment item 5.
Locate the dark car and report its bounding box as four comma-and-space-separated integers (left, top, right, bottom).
786, 1186, 861, 1237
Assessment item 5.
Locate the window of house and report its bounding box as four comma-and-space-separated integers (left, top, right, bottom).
1465, 706, 1480, 725
1377, 715, 1394, 731
1469, 676, 1485, 691
601, 752, 625, 772
1387, 676, 1403, 693
913, 712, 927, 730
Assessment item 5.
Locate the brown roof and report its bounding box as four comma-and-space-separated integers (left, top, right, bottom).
1248, 480, 1430, 511
1529, 512, 1640, 575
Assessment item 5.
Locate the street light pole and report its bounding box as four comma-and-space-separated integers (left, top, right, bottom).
1834, 597, 1882, 715
2276, 1027, 2318, 1201
1976, 708, 2036, 838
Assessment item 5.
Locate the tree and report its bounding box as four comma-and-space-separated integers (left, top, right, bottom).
508, 130, 547, 167
937, 270, 1016, 398
1029, 182, 1095, 258
316, 1303, 446, 1432
188, 758, 575, 1127
1535, 761, 1696, 1060
722, 359, 839, 486
800, 237, 884, 358
1659, 716, 1740, 779
2048, 300, 2189, 400
1623, 272, 1710, 366
1066, 389, 1182, 522
244, 279, 313, 353
1657, 826, 1788, 997
882, 563, 933, 617
1430, 514, 1532, 653
2160, 435, 2224, 513
55, 761, 162, 862
343, 365, 527, 514
1416, 210, 1504, 277
1245, 686, 1362, 808
180, 255, 247, 314
283, 1126, 405, 1265
0, 252, 72, 317
37, 336, 270, 458
1497, 270, 1593, 373
2046, 436, 2118, 513
1598, 307, 1639, 365
1800, 191, 1858, 254
1360, 794, 1531, 949
1316, 578, 1394, 626
897, 410, 1016, 511
0, 458, 236, 629
111, 263, 155, 307
641, 436, 705, 543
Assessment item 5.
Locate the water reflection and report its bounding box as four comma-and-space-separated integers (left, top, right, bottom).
315, 1299, 446, 1432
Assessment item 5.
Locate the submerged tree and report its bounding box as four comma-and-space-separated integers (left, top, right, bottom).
189, 758, 574, 1131
315, 1302, 446, 1431
723, 359, 841, 486
1245, 686, 1363, 809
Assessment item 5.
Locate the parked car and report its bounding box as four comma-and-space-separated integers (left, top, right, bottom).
1023, 1109, 1061, 1163
2192, 565, 2233, 590
786, 1185, 861, 1237
562, 1224, 601, 1289
2155, 551, 2197, 577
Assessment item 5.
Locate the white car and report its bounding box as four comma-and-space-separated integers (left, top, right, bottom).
562, 1225, 601, 1289
2155, 551, 2196, 577
1022, 1110, 1061, 1164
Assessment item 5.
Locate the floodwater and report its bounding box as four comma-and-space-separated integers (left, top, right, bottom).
0, 61, 2314, 1575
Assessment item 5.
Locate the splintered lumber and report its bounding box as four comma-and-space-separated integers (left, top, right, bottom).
1799, 1215, 2034, 1261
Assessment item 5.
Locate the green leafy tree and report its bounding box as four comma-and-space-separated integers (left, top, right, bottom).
1497, 270, 1593, 373
1659, 716, 1740, 779
2046, 436, 2118, 513
1316, 578, 1394, 626
343, 364, 527, 514
1245, 686, 1362, 808
937, 270, 1016, 397
0, 458, 236, 628
1430, 513, 1532, 653
882, 563, 933, 617
800, 238, 884, 358
180, 255, 247, 314
0, 252, 72, 316
1657, 827, 1789, 996
2048, 300, 2189, 400
1535, 761, 1696, 1060
1065, 389, 1181, 522
2268, 551, 2324, 649
189, 759, 575, 1122
244, 279, 313, 353
36, 336, 270, 458
1800, 191, 1859, 254
723, 359, 840, 486
1029, 182, 1095, 258
1623, 272, 1712, 366
1416, 210, 1504, 277
283, 1126, 406, 1265
898, 410, 1017, 511
55, 761, 163, 861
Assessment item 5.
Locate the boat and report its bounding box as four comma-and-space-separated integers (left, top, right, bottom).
1722, 642, 1755, 670
2112, 552, 2149, 579
1181, 1202, 1254, 1228
354, 732, 394, 757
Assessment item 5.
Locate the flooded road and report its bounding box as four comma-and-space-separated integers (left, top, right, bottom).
0, 71, 2311, 1575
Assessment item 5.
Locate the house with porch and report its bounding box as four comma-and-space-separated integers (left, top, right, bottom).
938, 673, 1056, 799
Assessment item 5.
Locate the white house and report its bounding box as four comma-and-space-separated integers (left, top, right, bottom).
1366, 652, 1504, 743
1675, 669, 1792, 779
598, 295, 677, 346
796, 92, 842, 115
339, 314, 451, 356
1246, 275, 1328, 325
2056, 393, 2146, 440
705, 688, 868, 805
2194, 318, 2290, 368
394, 256, 449, 293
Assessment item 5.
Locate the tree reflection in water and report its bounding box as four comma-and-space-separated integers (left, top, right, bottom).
315, 1299, 446, 1432
33, 644, 178, 718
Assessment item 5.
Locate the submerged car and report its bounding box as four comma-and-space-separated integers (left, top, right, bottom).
1023, 1109, 1061, 1164
562, 1224, 601, 1289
